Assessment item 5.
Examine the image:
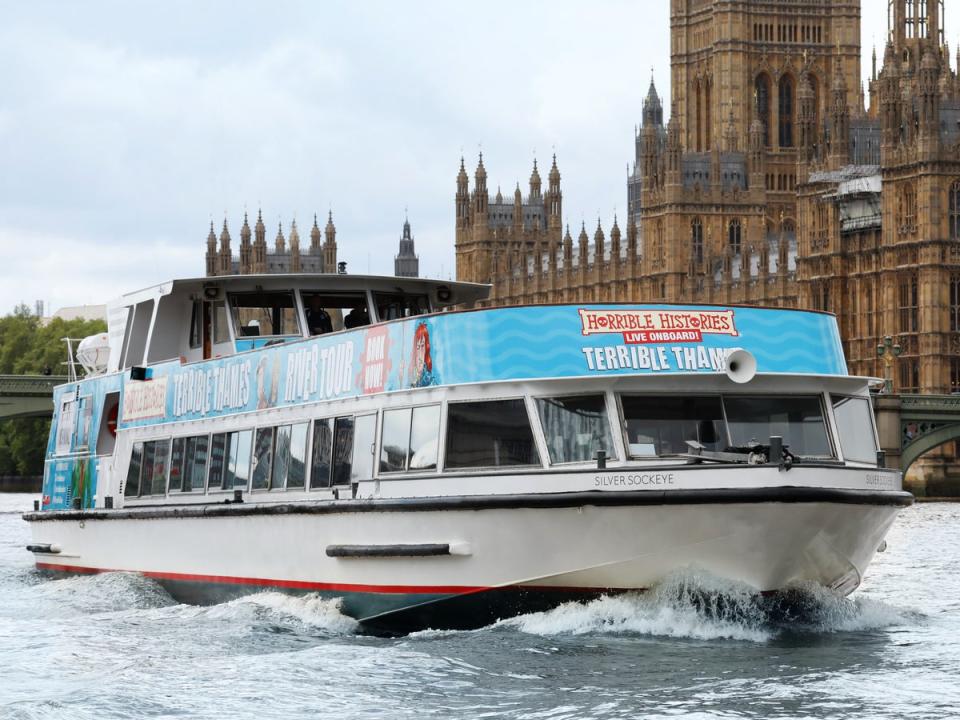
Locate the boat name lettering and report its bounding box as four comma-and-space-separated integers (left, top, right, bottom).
581, 345, 730, 372
865, 473, 895, 490
579, 309, 738, 340
284, 341, 355, 403
172, 361, 251, 417
594, 473, 676, 487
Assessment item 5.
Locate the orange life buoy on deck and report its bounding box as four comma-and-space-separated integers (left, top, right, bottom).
106, 403, 118, 437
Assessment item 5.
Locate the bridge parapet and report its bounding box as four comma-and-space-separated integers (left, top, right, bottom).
0, 375, 68, 420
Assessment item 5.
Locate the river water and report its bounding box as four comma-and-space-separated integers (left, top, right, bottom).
1, 493, 957, 720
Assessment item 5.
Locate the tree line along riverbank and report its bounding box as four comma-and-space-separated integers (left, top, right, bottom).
0, 306, 105, 488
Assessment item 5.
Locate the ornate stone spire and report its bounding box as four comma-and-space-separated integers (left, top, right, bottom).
310, 213, 322, 252
275, 222, 286, 253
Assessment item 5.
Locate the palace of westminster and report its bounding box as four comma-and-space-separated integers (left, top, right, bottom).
207, 2, 960, 479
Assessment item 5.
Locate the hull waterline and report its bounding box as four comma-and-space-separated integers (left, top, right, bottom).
27, 490, 911, 633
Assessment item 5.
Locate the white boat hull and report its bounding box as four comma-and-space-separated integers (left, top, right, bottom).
27, 487, 908, 632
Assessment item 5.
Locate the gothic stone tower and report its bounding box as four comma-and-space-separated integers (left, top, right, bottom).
876, 0, 958, 395
455, 154, 563, 304
635, 0, 861, 305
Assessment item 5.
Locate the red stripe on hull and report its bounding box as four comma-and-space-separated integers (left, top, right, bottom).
34, 562, 625, 596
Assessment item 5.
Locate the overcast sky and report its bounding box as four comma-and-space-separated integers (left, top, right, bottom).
1, 1, 956, 314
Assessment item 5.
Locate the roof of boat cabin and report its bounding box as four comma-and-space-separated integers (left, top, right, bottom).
107, 273, 491, 309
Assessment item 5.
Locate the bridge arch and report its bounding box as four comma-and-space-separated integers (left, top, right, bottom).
901, 423, 960, 476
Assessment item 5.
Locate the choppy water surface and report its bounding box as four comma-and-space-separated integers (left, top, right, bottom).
1, 495, 957, 720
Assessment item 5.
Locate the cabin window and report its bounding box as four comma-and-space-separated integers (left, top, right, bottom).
831, 396, 877, 464
125, 438, 170, 496
275, 422, 309, 489
311, 418, 335, 488
251, 427, 275, 490
724, 396, 831, 457
228, 291, 299, 338
445, 399, 540, 469
536, 394, 614, 464
124, 442, 144, 497
620, 395, 727, 457
351, 414, 377, 481
169, 435, 209, 492
380, 405, 441, 473
208, 430, 253, 490
318, 414, 376, 485
189, 302, 202, 349
302, 292, 369, 335
373, 292, 430, 322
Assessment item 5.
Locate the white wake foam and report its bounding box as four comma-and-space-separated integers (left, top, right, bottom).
503, 570, 913, 643
205, 591, 359, 634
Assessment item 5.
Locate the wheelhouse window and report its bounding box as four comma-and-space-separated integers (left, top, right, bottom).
621, 395, 727, 457
536, 394, 614, 464
831, 396, 877, 464
380, 405, 440, 473
169, 435, 209, 492
229, 291, 299, 338
208, 430, 252, 490
302, 292, 369, 335
124, 439, 171, 497
445, 399, 540, 469
373, 292, 430, 322
189, 302, 202, 349
724, 396, 831, 457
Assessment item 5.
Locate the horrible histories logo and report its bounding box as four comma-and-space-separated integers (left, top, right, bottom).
578, 308, 738, 344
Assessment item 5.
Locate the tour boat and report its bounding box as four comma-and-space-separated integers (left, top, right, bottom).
24, 273, 912, 633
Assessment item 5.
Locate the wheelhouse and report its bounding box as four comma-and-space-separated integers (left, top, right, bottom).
105, 274, 488, 371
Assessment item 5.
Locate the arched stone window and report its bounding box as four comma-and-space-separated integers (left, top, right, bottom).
691, 218, 704, 264
654, 220, 665, 267
949, 180, 960, 242
755, 74, 771, 146
778, 75, 795, 148
728, 219, 742, 254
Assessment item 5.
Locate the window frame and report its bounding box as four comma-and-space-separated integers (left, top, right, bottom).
531, 391, 618, 466
722, 392, 836, 460
828, 394, 879, 465
378, 403, 443, 475
442, 396, 543, 472
615, 392, 838, 460
616, 392, 732, 459
206, 428, 254, 493
226, 290, 301, 339
167, 433, 211, 494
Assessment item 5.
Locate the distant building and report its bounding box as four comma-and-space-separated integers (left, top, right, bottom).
40, 305, 107, 327
394, 218, 419, 277
205, 210, 338, 276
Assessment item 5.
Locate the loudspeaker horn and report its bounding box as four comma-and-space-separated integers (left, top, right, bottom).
724, 348, 757, 384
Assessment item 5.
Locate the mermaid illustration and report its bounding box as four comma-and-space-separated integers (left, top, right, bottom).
408, 321, 437, 388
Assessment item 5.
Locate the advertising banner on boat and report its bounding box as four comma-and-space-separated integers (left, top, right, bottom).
109, 304, 845, 429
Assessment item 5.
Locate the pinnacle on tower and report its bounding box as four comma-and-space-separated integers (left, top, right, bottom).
310, 213, 322, 251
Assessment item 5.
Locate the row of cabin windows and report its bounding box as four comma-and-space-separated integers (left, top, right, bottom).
122, 392, 878, 498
